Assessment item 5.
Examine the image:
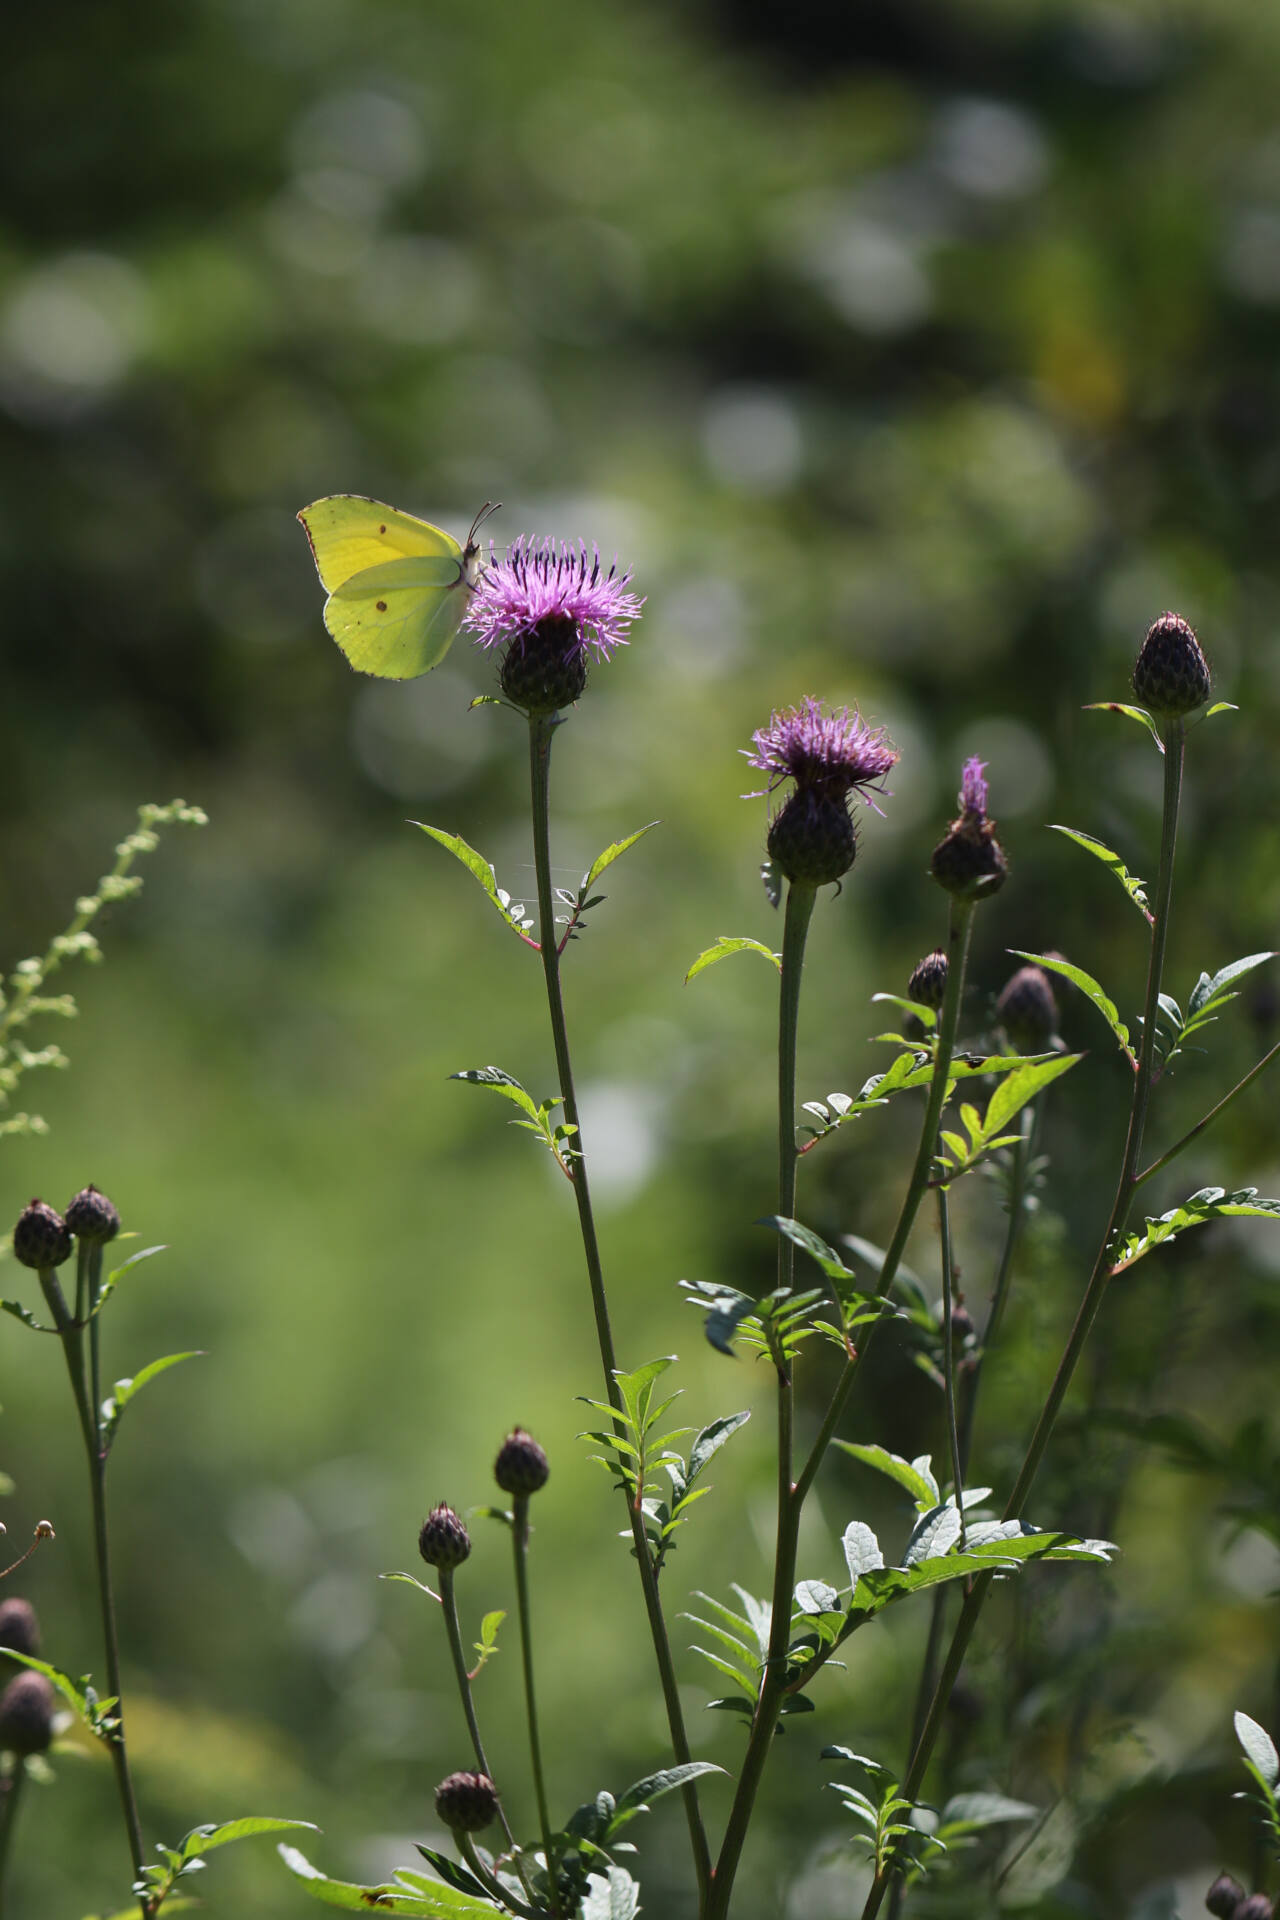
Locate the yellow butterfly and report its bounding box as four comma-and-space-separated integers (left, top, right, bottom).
297, 496, 497, 678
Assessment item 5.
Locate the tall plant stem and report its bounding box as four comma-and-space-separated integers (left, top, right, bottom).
37, 1267, 148, 1913
889, 1098, 1037, 1920
526, 713, 711, 1902
936, 1188, 965, 1544
793, 896, 976, 1513
511, 1496, 558, 1919
438, 1570, 534, 1902
0, 1761, 26, 1917
859, 720, 1187, 1920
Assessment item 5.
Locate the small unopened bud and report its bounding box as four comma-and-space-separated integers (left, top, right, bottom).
0, 1670, 54, 1755
65, 1185, 120, 1244
1234, 1897, 1273, 1920
1205, 1875, 1245, 1918
12, 1200, 72, 1271
1132, 611, 1211, 717
907, 950, 948, 1011
767, 789, 857, 887
435, 1769, 499, 1834
498, 617, 589, 714
997, 965, 1058, 1054
418, 1504, 471, 1571
0, 1599, 40, 1660
931, 758, 1006, 903
949, 1303, 975, 1345
33, 1521, 54, 1540
494, 1428, 550, 1498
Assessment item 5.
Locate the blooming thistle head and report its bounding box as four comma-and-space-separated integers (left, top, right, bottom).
930, 757, 1007, 902
464, 538, 642, 714
745, 697, 898, 888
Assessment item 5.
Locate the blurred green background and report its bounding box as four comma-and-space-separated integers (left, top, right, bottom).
4, 0, 1280, 1912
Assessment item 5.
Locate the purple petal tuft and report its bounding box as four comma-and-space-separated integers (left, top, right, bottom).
464, 538, 643, 661
960, 756, 989, 816
745, 697, 898, 802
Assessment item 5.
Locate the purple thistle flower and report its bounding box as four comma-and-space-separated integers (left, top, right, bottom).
960, 756, 989, 817
745, 697, 898, 803
464, 538, 642, 663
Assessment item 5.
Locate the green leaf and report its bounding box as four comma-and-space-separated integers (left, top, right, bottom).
834, 1444, 939, 1512
1188, 952, 1277, 1018
279, 1845, 497, 1914
1047, 825, 1152, 921
680, 1279, 759, 1354
841, 1520, 886, 1581
687, 1412, 750, 1483
178, 1816, 317, 1863
939, 1792, 1038, 1833
1009, 950, 1133, 1063
981, 1054, 1081, 1139
684, 936, 780, 985
0, 1298, 55, 1334
0, 1651, 99, 1728
761, 1216, 853, 1281
1203, 702, 1239, 721
1236, 1711, 1280, 1789
102, 1351, 202, 1444
1112, 1187, 1280, 1275
870, 992, 937, 1031
580, 1866, 641, 1920
1083, 701, 1165, 752
413, 824, 536, 943
584, 822, 660, 891
94, 1244, 167, 1314
609, 1761, 725, 1830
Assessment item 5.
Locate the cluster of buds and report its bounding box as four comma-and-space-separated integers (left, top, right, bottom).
1205, 1878, 1273, 1919
12, 1186, 120, 1271
417, 1427, 550, 1575
0, 1596, 53, 1758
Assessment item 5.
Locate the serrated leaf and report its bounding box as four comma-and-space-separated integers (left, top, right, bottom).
449, 1065, 541, 1122
684, 936, 781, 985
610, 1761, 724, 1829
841, 1520, 885, 1582
584, 822, 660, 891
0, 1297, 55, 1333
414, 825, 536, 944
1010, 950, 1133, 1062
1235, 1712, 1280, 1788
580, 1865, 641, 1920
687, 1411, 750, 1482
1112, 1187, 1280, 1275
835, 1444, 939, 1511
279, 1845, 496, 1914
1048, 825, 1152, 920
1084, 701, 1165, 752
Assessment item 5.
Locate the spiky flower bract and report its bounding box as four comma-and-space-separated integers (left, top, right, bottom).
1133, 611, 1210, 717
908, 949, 948, 1011
931, 757, 1007, 901
66, 1184, 120, 1244
465, 538, 642, 713
418, 1504, 471, 1571
12, 1199, 72, 1270
494, 1428, 549, 1498
745, 697, 898, 886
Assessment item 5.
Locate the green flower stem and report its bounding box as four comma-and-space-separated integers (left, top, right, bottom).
511, 1494, 557, 1919
936, 1187, 965, 1544
87, 1241, 105, 1448
888, 1098, 1038, 1920
459, 1834, 537, 1920
0, 1760, 26, 1918
525, 710, 717, 1904
703, 878, 816, 1920
35, 1267, 149, 1915
792, 895, 976, 1512
437, 1569, 533, 1902
858, 720, 1188, 1920
526, 713, 711, 1903
1132, 1036, 1280, 1191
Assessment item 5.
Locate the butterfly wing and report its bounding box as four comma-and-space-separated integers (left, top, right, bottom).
298, 494, 474, 679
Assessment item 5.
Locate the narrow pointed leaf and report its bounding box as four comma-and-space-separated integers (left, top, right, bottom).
1048, 826, 1152, 920
1010, 950, 1133, 1061
414, 825, 536, 942
1083, 701, 1165, 752
835, 1443, 939, 1510
584, 822, 661, 890
685, 936, 781, 985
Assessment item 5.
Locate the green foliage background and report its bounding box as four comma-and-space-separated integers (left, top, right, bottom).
3, 0, 1280, 1912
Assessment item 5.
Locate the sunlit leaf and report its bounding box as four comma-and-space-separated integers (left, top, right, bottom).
1047, 825, 1152, 921
684, 936, 780, 985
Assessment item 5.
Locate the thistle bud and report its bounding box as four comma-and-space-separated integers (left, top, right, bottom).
12, 1200, 73, 1271
498, 616, 590, 714
418, 1504, 471, 1571
65, 1185, 121, 1243
949, 1303, 975, 1346
0, 1670, 54, 1755
1132, 611, 1211, 717
907, 950, 948, 1012
494, 1428, 550, 1498
0, 1599, 40, 1660
435, 1770, 499, 1834
767, 789, 857, 887
1233, 1897, 1273, 1920
997, 965, 1057, 1054
931, 759, 1006, 902
1205, 1876, 1245, 1918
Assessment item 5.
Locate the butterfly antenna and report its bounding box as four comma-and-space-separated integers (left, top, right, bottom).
467, 500, 502, 545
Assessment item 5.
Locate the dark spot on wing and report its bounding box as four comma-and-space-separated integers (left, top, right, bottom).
376, 600, 387, 612
379, 524, 386, 534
